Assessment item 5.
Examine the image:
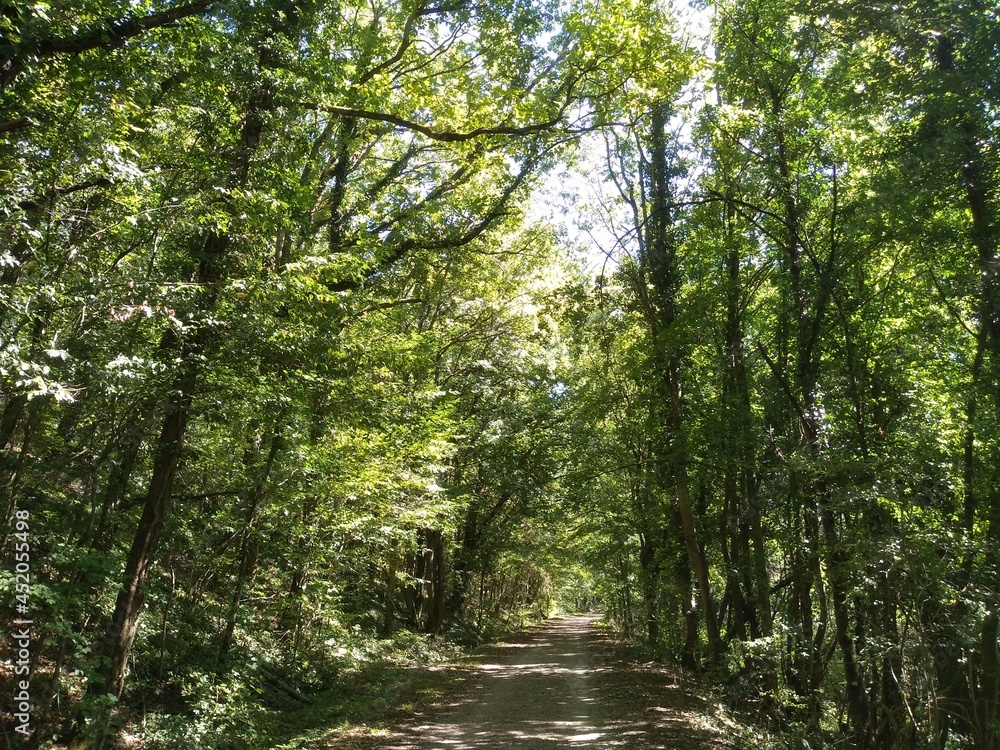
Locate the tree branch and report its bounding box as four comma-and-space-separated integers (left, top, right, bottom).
294, 101, 569, 143
18, 177, 113, 213
35, 0, 214, 56
355, 1, 467, 87
3, 0, 215, 90
754, 339, 808, 426
325, 154, 538, 293
0, 117, 31, 135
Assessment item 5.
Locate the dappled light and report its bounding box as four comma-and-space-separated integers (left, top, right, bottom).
338, 617, 727, 750
3, 0, 998, 747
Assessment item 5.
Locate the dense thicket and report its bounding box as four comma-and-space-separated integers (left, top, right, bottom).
567, 1, 1000, 748
1, 0, 997, 748
0, 1, 637, 746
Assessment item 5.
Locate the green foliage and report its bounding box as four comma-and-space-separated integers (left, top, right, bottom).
3, 0, 999, 747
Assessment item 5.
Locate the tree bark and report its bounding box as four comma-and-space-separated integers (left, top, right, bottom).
642, 100, 723, 662
88, 17, 284, 736
1, 0, 215, 92
978, 611, 999, 750
638, 532, 661, 650
217, 422, 283, 669
424, 528, 445, 633
93, 346, 198, 701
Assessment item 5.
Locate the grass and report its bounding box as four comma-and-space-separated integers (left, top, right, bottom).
261, 660, 465, 749
126, 611, 553, 750
213, 618, 546, 750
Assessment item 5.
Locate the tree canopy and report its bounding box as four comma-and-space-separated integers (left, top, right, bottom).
1, 0, 998, 748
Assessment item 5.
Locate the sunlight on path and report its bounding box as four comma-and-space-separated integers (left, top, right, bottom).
387, 616, 607, 748
361, 615, 728, 750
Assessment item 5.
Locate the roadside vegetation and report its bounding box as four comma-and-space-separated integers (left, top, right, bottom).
1, 0, 998, 748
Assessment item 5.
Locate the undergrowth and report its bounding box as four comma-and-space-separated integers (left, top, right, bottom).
135, 612, 547, 750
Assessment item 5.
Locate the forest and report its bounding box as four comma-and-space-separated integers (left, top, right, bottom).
0, 0, 998, 748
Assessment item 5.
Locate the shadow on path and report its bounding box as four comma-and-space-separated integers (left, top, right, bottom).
329, 615, 730, 749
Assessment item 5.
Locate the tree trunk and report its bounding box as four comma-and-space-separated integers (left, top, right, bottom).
381, 548, 398, 636
217, 422, 283, 669
424, 529, 445, 633
88, 26, 280, 735
642, 101, 723, 662
638, 532, 661, 650
977, 611, 999, 750
93, 351, 198, 701
0, 313, 47, 557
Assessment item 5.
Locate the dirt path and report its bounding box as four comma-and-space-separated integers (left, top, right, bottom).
329, 615, 734, 749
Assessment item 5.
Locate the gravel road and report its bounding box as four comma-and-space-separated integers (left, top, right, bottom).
345, 615, 732, 749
